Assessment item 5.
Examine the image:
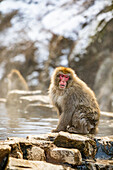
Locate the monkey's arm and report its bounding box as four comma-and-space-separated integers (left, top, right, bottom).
52, 96, 75, 132
54, 112, 72, 132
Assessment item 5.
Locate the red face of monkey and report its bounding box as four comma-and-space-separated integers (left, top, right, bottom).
59, 74, 69, 89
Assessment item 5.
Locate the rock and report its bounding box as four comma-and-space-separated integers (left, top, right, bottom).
20, 94, 50, 106
47, 147, 82, 165
6, 89, 56, 118
0, 98, 6, 103
54, 132, 97, 159
0, 144, 11, 170
95, 136, 113, 159
1, 138, 24, 159
7, 136, 27, 142
77, 159, 113, 169
27, 146, 45, 161
20, 140, 53, 161
27, 133, 58, 141
8, 157, 72, 170
6, 90, 42, 106
0, 133, 113, 169
6, 90, 52, 114
94, 159, 113, 169
0, 137, 53, 161
5, 137, 52, 160
20, 139, 53, 152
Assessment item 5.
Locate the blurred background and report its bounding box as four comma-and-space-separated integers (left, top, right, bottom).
0, 0, 113, 112
0, 0, 113, 140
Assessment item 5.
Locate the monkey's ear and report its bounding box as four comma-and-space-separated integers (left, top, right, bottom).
74, 74, 77, 78
75, 74, 77, 77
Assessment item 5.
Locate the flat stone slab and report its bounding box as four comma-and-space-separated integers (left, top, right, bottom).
54, 131, 97, 159
7, 90, 42, 96
27, 133, 58, 141
20, 95, 50, 105
7, 157, 70, 170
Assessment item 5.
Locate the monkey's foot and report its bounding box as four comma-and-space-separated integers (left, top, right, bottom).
67, 126, 79, 133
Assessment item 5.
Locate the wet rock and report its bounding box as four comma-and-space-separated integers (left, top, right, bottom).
95, 136, 113, 159
27, 133, 58, 141
8, 157, 70, 170
0, 145, 11, 170
46, 147, 82, 165
54, 132, 97, 159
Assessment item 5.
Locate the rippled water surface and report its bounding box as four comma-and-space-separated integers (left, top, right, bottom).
0, 103, 113, 140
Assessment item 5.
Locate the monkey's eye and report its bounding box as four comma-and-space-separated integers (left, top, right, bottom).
65, 76, 69, 78
59, 74, 63, 78
69, 76, 71, 80
57, 74, 61, 78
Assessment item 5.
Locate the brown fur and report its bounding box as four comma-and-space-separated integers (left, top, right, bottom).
8, 69, 29, 91
49, 67, 100, 134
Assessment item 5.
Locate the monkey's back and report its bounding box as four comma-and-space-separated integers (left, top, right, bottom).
8, 70, 29, 91
69, 77, 100, 134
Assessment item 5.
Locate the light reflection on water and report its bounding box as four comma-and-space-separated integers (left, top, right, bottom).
0, 103, 113, 140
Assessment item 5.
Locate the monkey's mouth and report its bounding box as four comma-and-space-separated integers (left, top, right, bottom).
59, 84, 66, 89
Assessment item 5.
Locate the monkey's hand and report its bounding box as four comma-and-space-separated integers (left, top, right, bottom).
51, 129, 59, 133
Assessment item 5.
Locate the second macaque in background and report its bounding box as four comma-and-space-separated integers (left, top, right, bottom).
49, 67, 100, 135
7, 69, 29, 91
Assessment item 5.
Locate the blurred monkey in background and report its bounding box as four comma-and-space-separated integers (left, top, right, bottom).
49, 67, 100, 134
7, 69, 29, 91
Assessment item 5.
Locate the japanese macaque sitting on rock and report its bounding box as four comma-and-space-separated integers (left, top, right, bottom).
7, 69, 29, 91
49, 67, 100, 134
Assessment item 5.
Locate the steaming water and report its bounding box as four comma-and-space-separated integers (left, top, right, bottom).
0, 103, 113, 140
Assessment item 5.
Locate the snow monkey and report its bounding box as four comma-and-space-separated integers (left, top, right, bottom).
8, 69, 29, 91
49, 67, 100, 134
